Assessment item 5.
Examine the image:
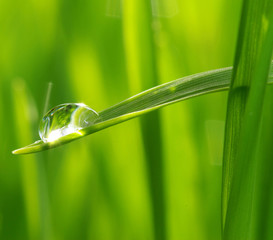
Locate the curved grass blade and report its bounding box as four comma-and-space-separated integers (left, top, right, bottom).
12, 63, 273, 155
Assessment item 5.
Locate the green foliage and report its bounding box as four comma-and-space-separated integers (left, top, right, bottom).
1, 0, 273, 240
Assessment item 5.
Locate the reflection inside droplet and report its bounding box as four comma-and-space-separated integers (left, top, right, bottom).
39, 103, 99, 143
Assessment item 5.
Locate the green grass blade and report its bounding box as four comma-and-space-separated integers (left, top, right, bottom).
253, 85, 273, 240
122, 1, 166, 239
11, 79, 52, 240
123, 0, 167, 239
221, 0, 273, 239
12, 64, 273, 155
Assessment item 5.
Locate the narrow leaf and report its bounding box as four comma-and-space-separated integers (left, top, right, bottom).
222, 0, 273, 239
13, 64, 273, 155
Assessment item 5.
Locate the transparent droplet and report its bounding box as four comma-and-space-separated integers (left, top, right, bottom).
39, 103, 99, 143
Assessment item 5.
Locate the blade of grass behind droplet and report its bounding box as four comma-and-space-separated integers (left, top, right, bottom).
67, 41, 134, 239
12, 79, 44, 240
222, 0, 273, 239
122, 1, 166, 239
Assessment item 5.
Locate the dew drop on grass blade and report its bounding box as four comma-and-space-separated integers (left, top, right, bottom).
39, 103, 100, 143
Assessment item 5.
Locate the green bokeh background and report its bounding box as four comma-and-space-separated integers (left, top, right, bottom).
0, 0, 242, 239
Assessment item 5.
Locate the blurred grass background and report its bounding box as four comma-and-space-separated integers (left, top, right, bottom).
0, 0, 242, 239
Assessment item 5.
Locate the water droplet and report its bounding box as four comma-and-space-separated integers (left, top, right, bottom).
39, 103, 99, 143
